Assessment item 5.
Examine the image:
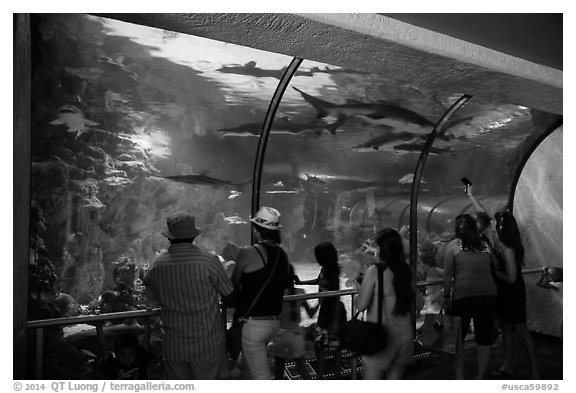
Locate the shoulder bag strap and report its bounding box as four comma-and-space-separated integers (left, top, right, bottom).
243, 245, 280, 318
376, 263, 385, 326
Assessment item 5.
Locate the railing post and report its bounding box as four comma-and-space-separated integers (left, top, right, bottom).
35, 328, 43, 379
96, 323, 107, 358
143, 317, 152, 350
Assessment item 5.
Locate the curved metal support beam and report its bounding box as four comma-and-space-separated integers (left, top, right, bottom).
250, 57, 303, 244
507, 120, 563, 214
398, 202, 411, 230
409, 94, 472, 336
425, 196, 458, 233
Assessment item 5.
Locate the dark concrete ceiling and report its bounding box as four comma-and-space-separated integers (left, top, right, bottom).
383, 14, 563, 71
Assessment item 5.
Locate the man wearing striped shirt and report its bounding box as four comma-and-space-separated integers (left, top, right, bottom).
145, 212, 233, 379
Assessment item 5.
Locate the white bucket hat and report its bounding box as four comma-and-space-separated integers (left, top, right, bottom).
161, 212, 202, 239
250, 206, 282, 230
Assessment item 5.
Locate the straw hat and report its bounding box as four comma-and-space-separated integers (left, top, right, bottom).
161, 212, 202, 239
250, 206, 282, 230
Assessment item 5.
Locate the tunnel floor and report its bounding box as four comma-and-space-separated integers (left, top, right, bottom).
404, 333, 562, 380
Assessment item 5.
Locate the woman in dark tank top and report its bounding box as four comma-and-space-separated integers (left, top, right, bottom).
230, 207, 292, 380
235, 242, 291, 318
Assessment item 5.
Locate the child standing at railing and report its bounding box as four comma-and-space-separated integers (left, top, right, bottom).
269, 268, 315, 379
103, 333, 151, 380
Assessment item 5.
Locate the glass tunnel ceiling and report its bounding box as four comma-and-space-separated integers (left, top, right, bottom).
31, 14, 539, 272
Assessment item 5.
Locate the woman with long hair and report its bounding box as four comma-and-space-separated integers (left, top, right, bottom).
355, 228, 413, 379
443, 214, 499, 379
295, 242, 346, 378
491, 211, 539, 379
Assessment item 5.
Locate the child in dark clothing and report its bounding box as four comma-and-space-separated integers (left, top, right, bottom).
104, 333, 150, 380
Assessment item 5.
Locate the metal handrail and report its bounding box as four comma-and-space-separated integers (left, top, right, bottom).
25, 267, 547, 379
26, 267, 545, 329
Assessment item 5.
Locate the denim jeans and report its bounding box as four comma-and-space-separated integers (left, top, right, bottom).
241, 319, 280, 379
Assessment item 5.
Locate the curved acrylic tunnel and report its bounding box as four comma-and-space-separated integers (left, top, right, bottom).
513, 125, 563, 338
27, 14, 563, 343
350, 195, 507, 235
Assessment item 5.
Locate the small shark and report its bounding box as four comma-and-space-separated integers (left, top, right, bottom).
356, 114, 473, 138
304, 173, 327, 185
293, 87, 435, 129
309, 66, 369, 75
163, 172, 247, 188
81, 196, 107, 209
217, 117, 341, 136
352, 129, 425, 152
220, 213, 248, 225
393, 143, 456, 155
216, 61, 314, 79
398, 174, 426, 185
49, 105, 99, 138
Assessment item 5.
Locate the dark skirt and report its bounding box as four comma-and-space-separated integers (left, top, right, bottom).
496, 277, 527, 324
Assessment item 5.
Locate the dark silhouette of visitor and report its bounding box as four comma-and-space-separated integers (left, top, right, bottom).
144, 212, 233, 379
269, 266, 315, 379
443, 214, 498, 379
355, 228, 414, 380
295, 241, 346, 378
229, 206, 293, 380
103, 333, 150, 379
490, 211, 540, 379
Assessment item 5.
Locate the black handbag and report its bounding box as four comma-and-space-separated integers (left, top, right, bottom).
339, 264, 388, 355
226, 245, 280, 359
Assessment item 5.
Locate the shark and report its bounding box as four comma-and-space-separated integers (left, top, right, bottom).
220, 213, 248, 225
352, 129, 425, 152
163, 172, 249, 188
293, 87, 434, 128
216, 61, 314, 79
393, 143, 456, 155
398, 174, 427, 185
293, 87, 473, 135
217, 117, 341, 137
49, 105, 99, 138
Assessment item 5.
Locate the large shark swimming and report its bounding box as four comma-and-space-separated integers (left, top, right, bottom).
293, 87, 472, 134
163, 172, 249, 188
216, 61, 314, 79
217, 117, 341, 137
352, 129, 426, 152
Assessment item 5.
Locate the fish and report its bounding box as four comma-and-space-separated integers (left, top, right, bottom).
220, 213, 248, 225
216, 61, 314, 79
356, 114, 473, 138
398, 174, 427, 185
217, 117, 341, 136
273, 181, 284, 187
163, 172, 247, 188
304, 173, 326, 185
309, 66, 369, 75
104, 90, 130, 110
393, 143, 456, 155
265, 190, 302, 194
81, 196, 107, 209
229, 190, 242, 199
293, 87, 435, 130
352, 129, 425, 152
49, 105, 99, 138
